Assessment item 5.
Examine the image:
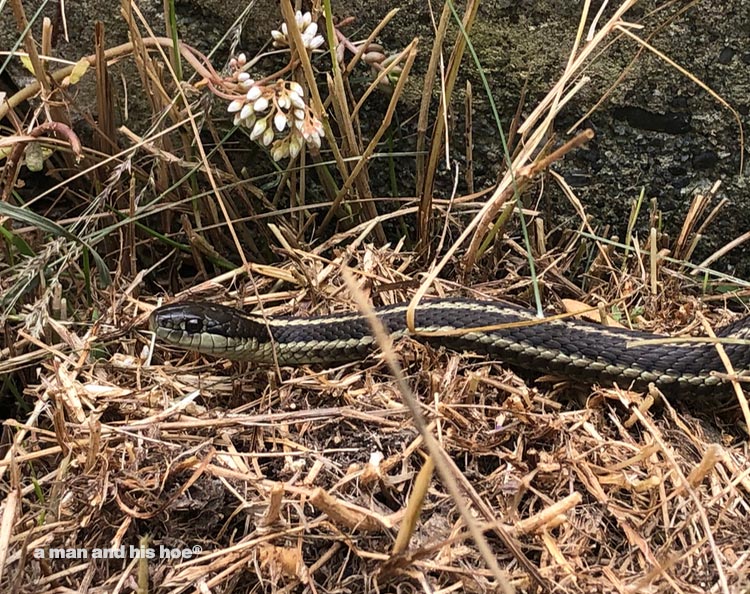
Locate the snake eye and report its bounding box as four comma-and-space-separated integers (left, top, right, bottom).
184, 317, 204, 333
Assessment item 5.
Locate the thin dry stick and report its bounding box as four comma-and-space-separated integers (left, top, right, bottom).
461, 127, 595, 273
418, 0, 480, 245
319, 6, 384, 243
0, 37, 214, 121
342, 8, 400, 77
324, 66, 385, 242
415, 2, 451, 199
391, 456, 434, 555
0, 488, 19, 586
693, 181, 724, 237
407, 1, 638, 311
127, 2, 250, 270
0, 398, 48, 483
649, 227, 658, 296
517, 1, 638, 138
349, 48, 410, 121
548, 170, 614, 271
697, 314, 750, 435
693, 230, 750, 274
615, 24, 744, 172
674, 190, 709, 260
320, 40, 418, 232
9, 0, 51, 93
340, 269, 516, 594
464, 80, 474, 194
628, 405, 730, 594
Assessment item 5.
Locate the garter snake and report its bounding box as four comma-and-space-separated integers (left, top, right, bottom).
150, 298, 750, 395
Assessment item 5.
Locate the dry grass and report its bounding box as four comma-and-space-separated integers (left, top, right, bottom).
1, 1, 750, 593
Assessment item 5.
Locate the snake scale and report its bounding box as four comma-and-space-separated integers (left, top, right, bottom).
149, 298, 750, 396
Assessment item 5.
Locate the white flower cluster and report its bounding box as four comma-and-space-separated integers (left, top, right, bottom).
271, 11, 325, 51
227, 77, 325, 161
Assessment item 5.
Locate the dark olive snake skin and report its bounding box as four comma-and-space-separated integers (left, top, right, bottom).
150, 298, 750, 396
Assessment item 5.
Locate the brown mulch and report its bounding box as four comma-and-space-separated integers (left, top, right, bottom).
2, 251, 749, 594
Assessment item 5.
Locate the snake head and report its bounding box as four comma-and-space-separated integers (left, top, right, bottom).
150, 302, 261, 358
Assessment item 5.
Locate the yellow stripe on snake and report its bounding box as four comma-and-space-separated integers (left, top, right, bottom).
150, 298, 750, 396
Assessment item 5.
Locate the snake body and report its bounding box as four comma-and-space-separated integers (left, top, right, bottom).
150, 298, 750, 395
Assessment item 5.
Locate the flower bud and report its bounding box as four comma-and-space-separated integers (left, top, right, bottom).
253, 96, 269, 112
262, 125, 274, 146
240, 103, 254, 121
289, 134, 303, 158
250, 118, 267, 140
227, 99, 244, 113
289, 92, 305, 110
274, 111, 288, 132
